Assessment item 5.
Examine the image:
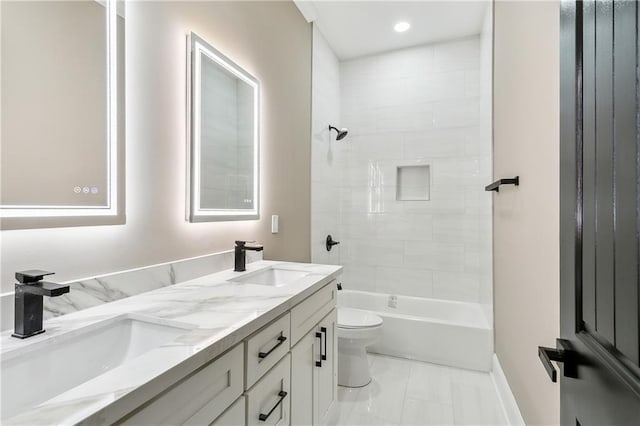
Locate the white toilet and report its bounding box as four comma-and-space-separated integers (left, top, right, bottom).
337, 307, 383, 387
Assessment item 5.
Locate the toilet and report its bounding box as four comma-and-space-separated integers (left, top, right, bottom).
337, 307, 383, 387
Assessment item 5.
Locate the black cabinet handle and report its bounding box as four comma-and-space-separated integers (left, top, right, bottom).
258, 390, 288, 422
315, 332, 322, 367
258, 335, 287, 359
321, 327, 327, 360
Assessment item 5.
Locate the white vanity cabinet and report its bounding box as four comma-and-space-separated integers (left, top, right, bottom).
116, 344, 244, 425
291, 309, 337, 426
115, 280, 337, 426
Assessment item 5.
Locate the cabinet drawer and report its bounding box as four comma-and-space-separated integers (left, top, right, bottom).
211, 396, 245, 426
118, 344, 243, 425
246, 353, 291, 426
246, 313, 290, 389
290, 281, 336, 344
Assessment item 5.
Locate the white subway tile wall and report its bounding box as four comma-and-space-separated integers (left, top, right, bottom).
312, 32, 492, 306
311, 26, 344, 266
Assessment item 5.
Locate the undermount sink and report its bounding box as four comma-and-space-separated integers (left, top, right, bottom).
1, 314, 195, 420
230, 267, 310, 287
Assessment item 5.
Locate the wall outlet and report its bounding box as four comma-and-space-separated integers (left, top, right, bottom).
388, 295, 398, 309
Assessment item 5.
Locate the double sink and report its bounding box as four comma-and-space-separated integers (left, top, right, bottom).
1, 265, 311, 420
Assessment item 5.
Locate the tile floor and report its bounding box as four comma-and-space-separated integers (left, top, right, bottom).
329, 354, 508, 426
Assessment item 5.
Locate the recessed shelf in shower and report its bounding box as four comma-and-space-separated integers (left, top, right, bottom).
396, 165, 430, 201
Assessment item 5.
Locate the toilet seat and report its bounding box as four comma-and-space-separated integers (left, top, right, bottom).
338, 308, 383, 329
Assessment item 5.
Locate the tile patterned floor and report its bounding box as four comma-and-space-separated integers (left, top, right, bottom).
329, 354, 508, 426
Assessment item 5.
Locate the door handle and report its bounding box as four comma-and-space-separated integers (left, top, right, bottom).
321, 327, 327, 360
538, 338, 575, 382
315, 332, 323, 367
258, 390, 288, 422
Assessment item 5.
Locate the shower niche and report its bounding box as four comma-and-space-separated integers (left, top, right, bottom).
396, 165, 430, 201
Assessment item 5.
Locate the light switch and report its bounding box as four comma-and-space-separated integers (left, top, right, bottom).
271, 215, 279, 233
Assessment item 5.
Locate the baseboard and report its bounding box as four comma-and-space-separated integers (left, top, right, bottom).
490, 354, 526, 425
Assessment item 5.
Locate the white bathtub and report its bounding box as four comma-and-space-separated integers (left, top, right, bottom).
338, 290, 493, 372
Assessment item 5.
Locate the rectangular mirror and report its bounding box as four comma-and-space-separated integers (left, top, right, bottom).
0, 0, 124, 229
188, 32, 259, 222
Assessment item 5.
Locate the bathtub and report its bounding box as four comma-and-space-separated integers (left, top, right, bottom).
338, 290, 493, 372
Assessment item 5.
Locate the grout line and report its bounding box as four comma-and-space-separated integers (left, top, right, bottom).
445, 365, 457, 425
398, 355, 411, 426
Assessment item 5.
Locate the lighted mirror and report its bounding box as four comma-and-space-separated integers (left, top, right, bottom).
0, 0, 124, 229
188, 32, 259, 222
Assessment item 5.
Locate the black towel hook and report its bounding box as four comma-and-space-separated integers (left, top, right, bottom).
326, 235, 340, 252
485, 176, 520, 192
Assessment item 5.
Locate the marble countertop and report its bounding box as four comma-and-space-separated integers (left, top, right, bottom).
1, 261, 342, 425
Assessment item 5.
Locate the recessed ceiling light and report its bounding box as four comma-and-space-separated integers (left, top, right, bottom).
394, 22, 411, 33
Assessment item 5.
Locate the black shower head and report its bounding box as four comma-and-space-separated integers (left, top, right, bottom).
329, 125, 348, 141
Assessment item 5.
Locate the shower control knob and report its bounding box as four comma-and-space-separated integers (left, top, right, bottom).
326, 235, 340, 252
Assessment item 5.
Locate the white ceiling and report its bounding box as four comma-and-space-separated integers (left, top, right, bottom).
299, 1, 489, 60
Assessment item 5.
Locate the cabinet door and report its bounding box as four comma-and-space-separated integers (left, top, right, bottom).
316, 309, 337, 426
290, 308, 337, 426
290, 327, 320, 425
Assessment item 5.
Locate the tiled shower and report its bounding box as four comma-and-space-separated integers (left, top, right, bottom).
311, 16, 493, 317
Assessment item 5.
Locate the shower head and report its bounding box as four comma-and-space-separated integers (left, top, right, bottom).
329, 125, 349, 141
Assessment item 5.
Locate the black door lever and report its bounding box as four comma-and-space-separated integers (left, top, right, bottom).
538, 338, 576, 382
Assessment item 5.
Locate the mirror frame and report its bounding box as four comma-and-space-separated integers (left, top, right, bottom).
188, 32, 260, 223
0, 0, 124, 229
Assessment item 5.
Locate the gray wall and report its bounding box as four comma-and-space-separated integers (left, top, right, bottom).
0, 1, 312, 292
1, 1, 108, 206
493, 1, 560, 424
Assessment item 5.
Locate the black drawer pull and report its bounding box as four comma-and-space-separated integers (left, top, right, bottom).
258, 390, 288, 422
321, 327, 327, 360
258, 335, 287, 359
315, 332, 322, 367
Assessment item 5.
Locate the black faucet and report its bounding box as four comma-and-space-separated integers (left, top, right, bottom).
12, 270, 70, 339
234, 241, 264, 272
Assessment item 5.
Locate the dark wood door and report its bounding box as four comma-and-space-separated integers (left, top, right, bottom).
559, 0, 640, 424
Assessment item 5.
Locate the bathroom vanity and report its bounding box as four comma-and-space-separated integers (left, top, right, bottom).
0, 261, 341, 425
